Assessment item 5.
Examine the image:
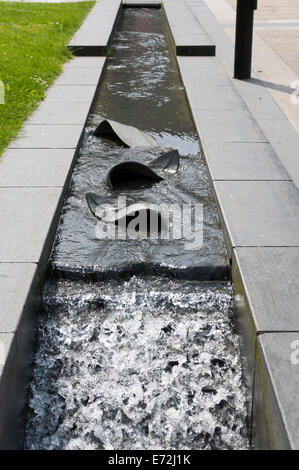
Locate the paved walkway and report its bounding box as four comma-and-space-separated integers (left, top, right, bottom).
204, 0, 299, 135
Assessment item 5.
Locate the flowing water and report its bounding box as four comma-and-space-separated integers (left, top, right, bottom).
49, 7, 227, 280
24, 8, 249, 450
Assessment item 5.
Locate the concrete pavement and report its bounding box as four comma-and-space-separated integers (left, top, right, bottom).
203, 0, 299, 186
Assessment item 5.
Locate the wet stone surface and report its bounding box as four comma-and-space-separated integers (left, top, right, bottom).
25, 277, 249, 450
49, 8, 228, 280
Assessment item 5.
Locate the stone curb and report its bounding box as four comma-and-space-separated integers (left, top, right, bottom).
163, 0, 215, 56
176, 0, 299, 449
0, 25, 108, 451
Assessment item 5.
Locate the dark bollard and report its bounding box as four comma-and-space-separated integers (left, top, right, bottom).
234, 0, 258, 79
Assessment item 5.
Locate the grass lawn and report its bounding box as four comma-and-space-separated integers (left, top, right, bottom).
0, 1, 95, 156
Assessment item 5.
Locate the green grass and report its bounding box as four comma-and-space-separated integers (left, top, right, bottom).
0, 1, 95, 156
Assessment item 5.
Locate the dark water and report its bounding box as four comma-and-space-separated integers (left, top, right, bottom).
24, 8, 249, 450
49, 7, 228, 280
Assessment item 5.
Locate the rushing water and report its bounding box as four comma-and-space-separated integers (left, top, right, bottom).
24, 8, 249, 449
49, 7, 228, 280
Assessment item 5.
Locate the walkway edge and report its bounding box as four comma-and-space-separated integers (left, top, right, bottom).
68, 0, 122, 56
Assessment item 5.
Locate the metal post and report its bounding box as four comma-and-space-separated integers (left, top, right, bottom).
234, 0, 258, 79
